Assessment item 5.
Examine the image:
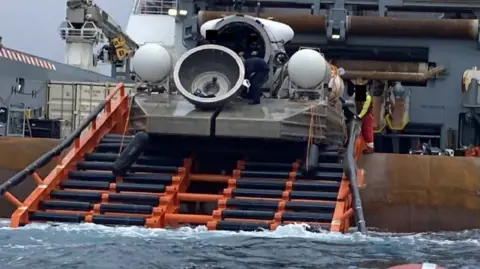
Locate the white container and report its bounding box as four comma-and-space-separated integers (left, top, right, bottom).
46, 81, 136, 137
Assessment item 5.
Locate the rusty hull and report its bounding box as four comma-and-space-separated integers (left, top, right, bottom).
0, 138, 61, 218
358, 153, 480, 232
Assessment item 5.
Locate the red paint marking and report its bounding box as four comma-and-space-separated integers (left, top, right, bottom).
6, 49, 13, 60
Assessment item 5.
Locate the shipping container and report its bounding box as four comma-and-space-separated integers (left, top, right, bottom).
46, 81, 136, 137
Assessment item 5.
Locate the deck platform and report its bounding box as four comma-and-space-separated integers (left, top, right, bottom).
130, 93, 346, 144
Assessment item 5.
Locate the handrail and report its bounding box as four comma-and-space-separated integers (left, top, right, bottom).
0, 83, 126, 196
132, 0, 178, 15
343, 120, 367, 234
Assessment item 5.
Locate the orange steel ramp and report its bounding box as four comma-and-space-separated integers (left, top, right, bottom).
358, 153, 480, 233
0, 83, 364, 233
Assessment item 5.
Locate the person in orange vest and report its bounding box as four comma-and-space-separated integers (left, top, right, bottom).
353, 79, 374, 154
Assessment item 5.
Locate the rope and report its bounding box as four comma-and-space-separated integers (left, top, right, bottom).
118, 93, 135, 156
305, 107, 315, 172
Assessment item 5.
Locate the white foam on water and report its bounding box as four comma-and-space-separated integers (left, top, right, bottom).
1, 218, 479, 247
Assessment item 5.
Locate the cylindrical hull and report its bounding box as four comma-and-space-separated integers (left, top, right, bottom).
358, 153, 480, 232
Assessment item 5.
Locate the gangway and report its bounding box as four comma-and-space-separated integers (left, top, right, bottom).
0, 83, 366, 233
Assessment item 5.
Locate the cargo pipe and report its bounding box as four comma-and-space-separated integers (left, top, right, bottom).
349, 16, 478, 39
343, 120, 367, 234
342, 66, 445, 83
0, 84, 124, 196
332, 60, 429, 73
199, 11, 479, 39
198, 11, 327, 33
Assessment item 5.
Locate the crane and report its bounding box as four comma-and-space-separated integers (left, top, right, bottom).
59, 0, 139, 80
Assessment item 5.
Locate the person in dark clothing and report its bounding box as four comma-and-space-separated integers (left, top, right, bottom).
196, 39, 211, 46
244, 57, 269, 105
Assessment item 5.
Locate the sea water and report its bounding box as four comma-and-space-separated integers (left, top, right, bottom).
0, 220, 478, 269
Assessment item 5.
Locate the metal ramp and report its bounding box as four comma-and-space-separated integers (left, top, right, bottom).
205, 151, 345, 231
0, 83, 366, 234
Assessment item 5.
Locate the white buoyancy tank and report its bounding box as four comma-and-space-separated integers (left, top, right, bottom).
131, 43, 172, 83
200, 16, 294, 43
287, 49, 329, 88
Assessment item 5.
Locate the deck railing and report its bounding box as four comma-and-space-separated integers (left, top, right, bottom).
132, 0, 178, 15
0, 84, 128, 214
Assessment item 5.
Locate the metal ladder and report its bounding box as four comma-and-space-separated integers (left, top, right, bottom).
5, 103, 32, 137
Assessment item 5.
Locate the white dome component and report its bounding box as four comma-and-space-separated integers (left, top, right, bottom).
287, 49, 329, 88
173, 44, 246, 109
200, 16, 294, 43
256, 18, 294, 43
199, 15, 293, 64
131, 43, 172, 83
200, 18, 222, 37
